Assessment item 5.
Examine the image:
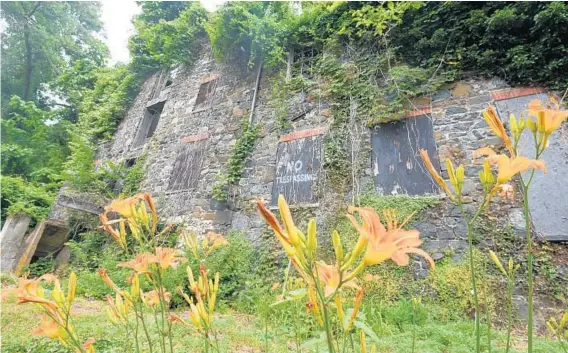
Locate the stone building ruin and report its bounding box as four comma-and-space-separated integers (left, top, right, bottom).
2, 48, 567, 274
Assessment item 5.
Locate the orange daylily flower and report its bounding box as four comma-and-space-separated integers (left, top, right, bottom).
118, 253, 154, 274
419, 149, 455, 201
473, 147, 547, 184
528, 99, 568, 135
143, 290, 171, 307
142, 193, 158, 233
347, 207, 434, 269
201, 232, 228, 255
315, 261, 360, 297
32, 315, 64, 339
1, 276, 42, 301
105, 194, 145, 218
152, 247, 187, 270
483, 106, 514, 155
17, 293, 59, 312
346, 288, 364, 331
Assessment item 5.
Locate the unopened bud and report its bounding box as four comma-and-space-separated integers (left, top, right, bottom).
509, 114, 518, 135
332, 230, 343, 262
527, 118, 537, 133
445, 159, 457, 189
307, 219, 317, 256
489, 251, 506, 276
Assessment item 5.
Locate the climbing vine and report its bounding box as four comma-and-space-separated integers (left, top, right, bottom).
212, 120, 261, 201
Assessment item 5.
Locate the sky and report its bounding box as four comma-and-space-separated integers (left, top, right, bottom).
100, 0, 141, 65
100, 0, 226, 65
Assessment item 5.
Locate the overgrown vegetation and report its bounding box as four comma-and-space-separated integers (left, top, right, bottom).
212, 120, 261, 201
2, 2, 567, 352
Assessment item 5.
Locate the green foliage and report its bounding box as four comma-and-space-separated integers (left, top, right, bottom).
121, 154, 147, 196
0, 1, 107, 107
76, 65, 141, 141
426, 250, 494, 322
213, 120, 261, 200
207, 2, 293, 67
269, 75, 293, 132
21, 256, 56, 278
1, 96, 71, 183
0, 175, 55, 224
188, 231, 258, 301
392, 2, 568, 90
130, 2, 208, 70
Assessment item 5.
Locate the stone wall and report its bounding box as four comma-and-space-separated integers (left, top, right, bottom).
92, 50, 567, 257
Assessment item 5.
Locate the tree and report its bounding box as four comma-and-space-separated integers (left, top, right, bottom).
0, 1, 108, 110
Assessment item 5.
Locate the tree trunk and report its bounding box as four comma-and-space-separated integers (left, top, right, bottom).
22, 2, 40, 101
23, 23, 32, 101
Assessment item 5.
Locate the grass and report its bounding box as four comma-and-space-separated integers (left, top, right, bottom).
1, 296, 564, 353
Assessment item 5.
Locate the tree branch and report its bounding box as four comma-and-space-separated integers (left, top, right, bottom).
27, 2, 41, 19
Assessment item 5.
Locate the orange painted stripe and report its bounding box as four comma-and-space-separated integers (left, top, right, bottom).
279, 127, 326, 142
181, 132, 210, 143
491, 87, 546, 101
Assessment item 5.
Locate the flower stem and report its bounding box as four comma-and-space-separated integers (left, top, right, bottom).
522, 176, 534, 353
459, 202, 481, 353
314, 279, 335, 353
467, 220, 481, 353
412, 306, 417, 353
505, 275, 513, 353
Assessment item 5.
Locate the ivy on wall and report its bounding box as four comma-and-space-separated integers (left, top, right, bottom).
213, 120, 261, 201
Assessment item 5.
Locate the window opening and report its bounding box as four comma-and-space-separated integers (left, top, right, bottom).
193, 77, 218, 112
132, 101, 165, 148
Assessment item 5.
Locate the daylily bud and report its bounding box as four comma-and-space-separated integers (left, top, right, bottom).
508, 257, 513, 275
214, 272, 220, 292
335, 296, 344, 323
346, 289, 364, 331
537, 111, 546, 133
561, 312, 568, 327
527, 118, 537, 133
517, 117, 526, 133
446, 158, 458, 189
547, 321, 557, 335
456, 165, 465, 190
131, 275, 140, 300
67, 272, 77, 306
489, 251, 506, 276
52, 283, 65, 309
307, 219, 317, 256
332, 230, 343, 263
509, 114, 518, 137
360, 331, 367, 353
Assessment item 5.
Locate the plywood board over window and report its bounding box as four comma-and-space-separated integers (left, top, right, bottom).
132, 101, 165, 148
168, 138, 208, 191
372, 115, 440, 195
193, 75, 219, 112
271, 131, 323, 207
494, 92, 568, 241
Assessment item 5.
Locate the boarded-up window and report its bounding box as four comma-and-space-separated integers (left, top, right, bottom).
271, 134, 323, 206
193, 77, 218, 112
372, 115, 440, 195
151, 70, 171, 101
132, 101, 165, 148
168, 139, 207, 191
